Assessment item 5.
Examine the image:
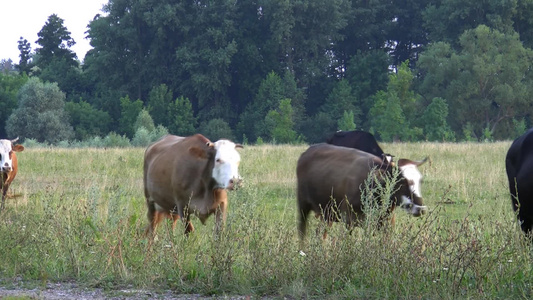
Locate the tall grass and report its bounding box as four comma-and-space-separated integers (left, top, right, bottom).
0, 142, 530, 298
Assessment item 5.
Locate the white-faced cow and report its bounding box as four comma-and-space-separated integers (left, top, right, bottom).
297, 143, 427, 240
327, 130, 394, 164
0, 138, 24, 211
143, 134, 243, 236
505, 128, 533, 236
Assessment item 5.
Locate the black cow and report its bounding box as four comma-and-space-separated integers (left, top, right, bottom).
505, 128, 533, 235
327, 130, 393, 164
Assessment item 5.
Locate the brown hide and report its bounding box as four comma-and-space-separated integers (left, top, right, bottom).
1, 143, 24, 211
143, 134, 228, 235
296, 143, 413, 240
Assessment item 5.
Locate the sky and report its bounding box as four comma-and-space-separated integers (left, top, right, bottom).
0, 0, 108, 63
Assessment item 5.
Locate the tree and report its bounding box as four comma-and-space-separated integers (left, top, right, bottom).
34, 14, 81, 99
338, 110, 356, 131
0, 73, 29, 138
147, 84, 173, 127
199, 119, 234, 142
369, 91, 406, 142
421, 97, 454, 141
417, 25, 533, 139
17, 37, 32, 74
237, 72, 285, 141
118, 95, 143, 138
423, 0, 517, 47
134, 109, 155, 132
319, 79, 361, 131
167, 96, 197, 136
345, 50, 390, 128
265, 98, 297, 143
65, 100, 111, 140
35, 14, 77, 68
6, 78, 73, 143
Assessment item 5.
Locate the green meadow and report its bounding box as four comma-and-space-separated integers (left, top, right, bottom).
0, 142, 531, 299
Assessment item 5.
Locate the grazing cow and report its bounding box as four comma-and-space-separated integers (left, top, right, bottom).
143, 134, 243, 236
0, 138, 24, 211
327, 130, 393, 164
297, 143, 427, 240
505, 128, 533, 236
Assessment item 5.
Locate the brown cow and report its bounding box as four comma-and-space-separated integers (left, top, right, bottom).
297, 143, 427, 240
0, 138, 24, 211
143, 134, 243, 236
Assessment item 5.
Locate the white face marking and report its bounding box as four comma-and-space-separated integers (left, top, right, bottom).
211, 140, 242, 189
0, 140, 14, 173
399, 163, 423, 198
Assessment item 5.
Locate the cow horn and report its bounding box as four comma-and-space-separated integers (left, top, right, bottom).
11, 137, 19, 143
235, 143, 244, 149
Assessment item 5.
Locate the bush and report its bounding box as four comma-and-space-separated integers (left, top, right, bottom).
103, 132, 131, 148
199, 118, 235, 141
131, 127, 152, 147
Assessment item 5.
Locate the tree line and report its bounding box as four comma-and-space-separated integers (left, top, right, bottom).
1, 0, 533, 145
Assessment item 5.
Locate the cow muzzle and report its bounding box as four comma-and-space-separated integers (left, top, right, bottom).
1, 166, 12, 172
227, 176, 244, 190
401, 203, 427, 216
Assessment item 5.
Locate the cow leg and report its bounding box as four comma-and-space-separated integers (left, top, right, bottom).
214, 201, 227, 235
184, 216, 194, 235
1, 182, 9, 211
298, 204, 312, 243
144, 199, 159, 236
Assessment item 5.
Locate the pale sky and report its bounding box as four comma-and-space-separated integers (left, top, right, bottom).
0, 0, 108, 63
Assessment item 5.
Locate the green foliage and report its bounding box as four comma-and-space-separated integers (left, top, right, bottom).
65, 100, 111, 140
167, 96, 196, 136
118, 96, 143, 138
320, 79, 360, 128
417, 25, 533, 140
238, 72, 285, 141
265, 99, 297, 144
147, 84, 173, 127
199, 118, 234, 141
34, 14, 77, 69
421, 97, 454, 141
369, 91, 405, 141
338, 110, 356, 131
512, 118, 527, 139
134, 109, 155, 133
17, 37, 32, 74
6, 77, 73, 143
103, 132, 131, 148
0, 72, 29, 138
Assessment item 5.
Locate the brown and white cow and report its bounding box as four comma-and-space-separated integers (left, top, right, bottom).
143, 134, 243, 236
297, 143, 427, 240
0, 138, 24, 211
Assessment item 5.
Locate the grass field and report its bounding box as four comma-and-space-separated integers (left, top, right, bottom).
0, 142, 531, 299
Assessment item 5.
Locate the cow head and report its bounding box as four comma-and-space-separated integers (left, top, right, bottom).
397, 158, 428, 216
208, 139, 243, 190
0, 138, 24, 173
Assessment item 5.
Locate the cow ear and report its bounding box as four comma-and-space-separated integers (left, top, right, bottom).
12, 144, 24, 152
235, 143, 243, 149
189, 146, 208, 159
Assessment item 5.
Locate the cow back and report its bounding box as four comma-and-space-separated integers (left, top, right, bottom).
326, 130, 384, 157
297, 143, 383, 216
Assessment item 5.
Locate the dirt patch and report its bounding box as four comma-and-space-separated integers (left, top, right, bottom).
0, 282, 250, 299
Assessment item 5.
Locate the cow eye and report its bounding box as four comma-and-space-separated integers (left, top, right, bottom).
216, 158, 222, 163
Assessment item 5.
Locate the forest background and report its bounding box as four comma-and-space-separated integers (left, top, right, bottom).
2, 0, 533, 146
